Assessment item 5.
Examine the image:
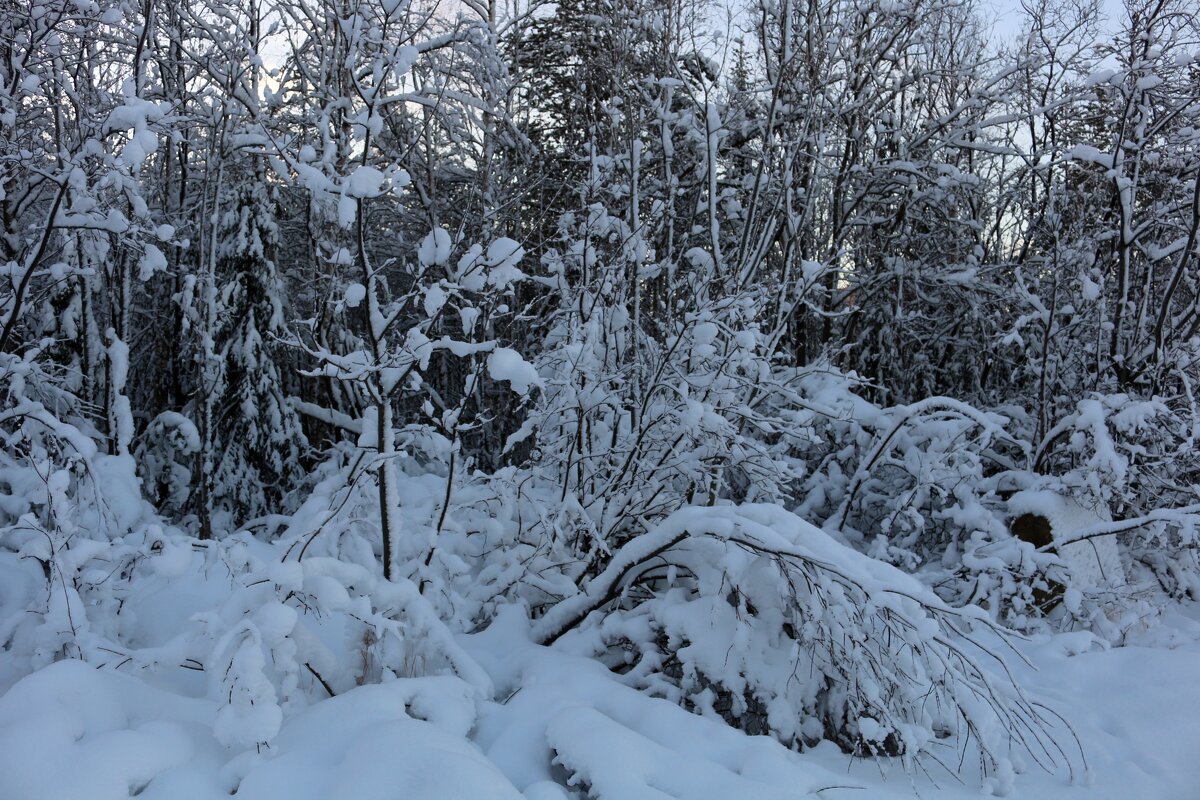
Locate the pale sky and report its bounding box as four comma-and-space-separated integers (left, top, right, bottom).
984, 0, 1129, 42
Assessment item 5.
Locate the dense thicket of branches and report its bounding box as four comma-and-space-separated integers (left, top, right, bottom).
2, 0, 1199, 783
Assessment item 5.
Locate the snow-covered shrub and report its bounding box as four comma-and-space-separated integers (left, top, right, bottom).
135, 411, 201, 516
776, 374, 1037, 617
781, 372, 1167, 635
0, 420, 505, 748
934, 525, 1081, 632
1033, 394, 1200, 600
0, 354, 174, 682
535, 505, 1078, 783
511, 204, 802, 566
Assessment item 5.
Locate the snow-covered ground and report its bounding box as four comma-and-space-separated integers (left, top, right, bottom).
3, 603, 1198, 800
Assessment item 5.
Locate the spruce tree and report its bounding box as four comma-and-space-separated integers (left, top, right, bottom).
210, 179, 309, 524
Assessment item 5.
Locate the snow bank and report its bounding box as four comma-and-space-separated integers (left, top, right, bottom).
0, 661, 522, 800
470, 608, 852, 798
0, 660, 216, 800
229, 678, 523, 800
3, 608, 1200, 799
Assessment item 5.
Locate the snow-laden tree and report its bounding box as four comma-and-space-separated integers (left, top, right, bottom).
209, 179, 309, 523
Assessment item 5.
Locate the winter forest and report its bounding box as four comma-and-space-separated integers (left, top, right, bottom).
2, 0, 1200, 796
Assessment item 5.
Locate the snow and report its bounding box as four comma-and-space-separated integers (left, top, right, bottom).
488, 347, 541, 396
455, 244, 487, 291
151, 538, 195, 578
211, 623, 284, 748
7, 491, 1192, 800
1084, 69, 1118, 86
1067, 145, 1114, 168
344, 283, 366, 308
3, 608, 1200, 799
139, 243, 168, 280
229, 678, 521, 800
0, 661, 211, 800
419, 228, 453, 267
460, 306, 480, 334
547, 708, 807, 799
344, 166, 387, 199
793, 627, 1200, 800
337, 195, 356, 228
6, 2, 1200, 797
486, 238, 526, 289
424, 284, 448, 317
0, 444, 1196, 798
0, 661, 523, 800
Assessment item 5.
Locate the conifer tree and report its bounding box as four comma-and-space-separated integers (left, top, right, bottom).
210, 179, 309, 523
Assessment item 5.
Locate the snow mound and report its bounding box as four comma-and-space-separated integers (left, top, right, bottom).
546, 707, 812, 800
0, 662, 523, 800
0, 660, 213, 800
469, 609, 853, 798
230, 678, 523, 800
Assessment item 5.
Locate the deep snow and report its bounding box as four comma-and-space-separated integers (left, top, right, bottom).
2, 603, 1198, 800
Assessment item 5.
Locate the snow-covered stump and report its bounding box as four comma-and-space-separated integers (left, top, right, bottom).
1009, 492, 1127, 623
1009, 492, 1126, 593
